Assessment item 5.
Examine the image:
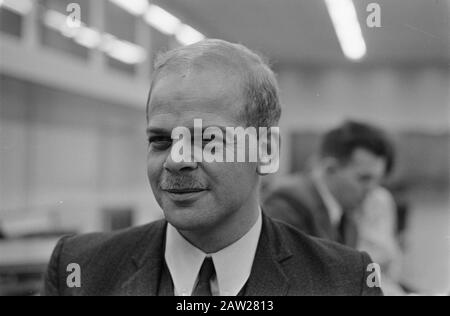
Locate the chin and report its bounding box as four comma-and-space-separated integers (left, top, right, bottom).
163, 204, 218, 232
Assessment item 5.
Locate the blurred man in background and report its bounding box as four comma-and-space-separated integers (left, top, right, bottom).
264, 121, 395, 248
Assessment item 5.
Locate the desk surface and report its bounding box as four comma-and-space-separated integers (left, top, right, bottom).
0, 238, 59, 267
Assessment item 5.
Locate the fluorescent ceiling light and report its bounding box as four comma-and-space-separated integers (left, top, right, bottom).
75, 27, 102, 49
324, 0, 366, 60
144, 4, 181, 35
42, 10, 67, 30
45, 10, 81, 38
60, 24, 79, 38
100, 34, 146, 65
43, 10, 79, 38
99, 34, 117, 52
42, 8, 146, 65
143, 4, 205, 46
109, 0, 149, 16
104, 39, 147, 65
0, 0, 32, 15
176, 24, 205, 46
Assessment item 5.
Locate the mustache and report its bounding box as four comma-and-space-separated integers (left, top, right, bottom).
159, 174, 208, 190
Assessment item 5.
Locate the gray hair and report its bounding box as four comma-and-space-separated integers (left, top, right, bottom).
146, 39, 281, 128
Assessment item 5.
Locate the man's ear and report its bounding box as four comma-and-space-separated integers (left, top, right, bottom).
257, 127, 281, 176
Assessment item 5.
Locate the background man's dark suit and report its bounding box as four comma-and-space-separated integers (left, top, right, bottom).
263, 174, 358, 248
44, 214, 380, 296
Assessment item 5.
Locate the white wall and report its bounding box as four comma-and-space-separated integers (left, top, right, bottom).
278, 65, 449, 132
0, 75, 162, 233
276, 65, 450, 175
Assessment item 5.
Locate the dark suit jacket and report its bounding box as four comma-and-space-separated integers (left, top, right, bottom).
263, 173, 358, 248
44, 215, 381, 296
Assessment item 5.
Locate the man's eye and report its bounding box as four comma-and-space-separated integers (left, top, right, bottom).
148, 137, 172, 150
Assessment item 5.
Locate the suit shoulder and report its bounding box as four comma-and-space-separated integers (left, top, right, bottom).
58, 220, 166, 262
270, 219, 376, 295
275, 219, 366, 265
265, 174, 313, 203
263, 174, 316, 219
44, 220, 167, 295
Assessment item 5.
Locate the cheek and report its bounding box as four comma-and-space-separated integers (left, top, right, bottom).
348, 178, 364, 196
339, 174, 360, 195
204, 162, 257, 194
147, 153, 165, 185
349, 176, 363, 189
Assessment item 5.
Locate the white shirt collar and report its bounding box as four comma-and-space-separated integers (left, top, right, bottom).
312, 170, 343, 226
164, 209, 262, 296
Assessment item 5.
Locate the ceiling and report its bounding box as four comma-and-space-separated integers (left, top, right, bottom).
153, 0, 450, 67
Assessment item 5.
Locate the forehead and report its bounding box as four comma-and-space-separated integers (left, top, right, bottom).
349, 148, 386, 174
147, 68, 245, 130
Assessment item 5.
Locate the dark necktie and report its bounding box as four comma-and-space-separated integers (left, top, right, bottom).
338, 213, 347, 244
192, 257, 216, 296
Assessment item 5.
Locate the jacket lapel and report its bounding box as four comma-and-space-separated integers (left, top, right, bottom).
307, 174, 358, 247
111, 215, 325, 296
244, 215, 291, 296
118, 220, 167, 296
305, 175, 338, 241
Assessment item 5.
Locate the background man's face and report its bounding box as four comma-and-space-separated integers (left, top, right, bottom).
146, 67, 259, 232
328, 148, 387, 211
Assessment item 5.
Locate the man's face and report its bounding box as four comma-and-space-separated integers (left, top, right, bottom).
146, 68, 259, 232
327, 148, 387, 211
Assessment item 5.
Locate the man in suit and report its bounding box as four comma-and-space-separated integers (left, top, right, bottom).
44, 40, 382, 296
264, 121, 395, 248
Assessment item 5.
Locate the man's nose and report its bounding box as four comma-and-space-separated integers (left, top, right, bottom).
163, 150, 198, 173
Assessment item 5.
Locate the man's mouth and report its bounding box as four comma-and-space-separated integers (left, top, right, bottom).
162, 187, 209, 203
164, 188, 207, 194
